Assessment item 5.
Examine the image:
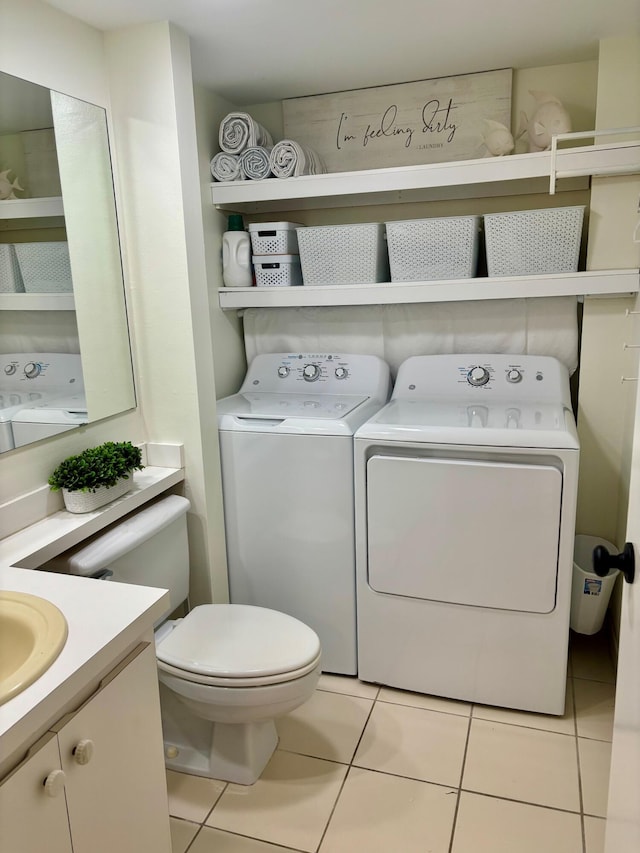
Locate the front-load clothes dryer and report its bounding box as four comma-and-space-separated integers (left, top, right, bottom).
217, 352, 391, 675
354, 353, 580, 715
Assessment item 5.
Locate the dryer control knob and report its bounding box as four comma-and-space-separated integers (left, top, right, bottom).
277, 366, 290, 378
506, 369, 523, 383
467, 366, 490, 386
335, 367, 348, 380
303, 364, 320, 382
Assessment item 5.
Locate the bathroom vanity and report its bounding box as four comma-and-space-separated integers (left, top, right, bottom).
0, 466, 184, 853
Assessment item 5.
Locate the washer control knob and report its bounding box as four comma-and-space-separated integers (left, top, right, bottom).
335, 367, 348, 380
303, 364, 320, 382
277, 366, 290, 378
24, 362, 41, 379
4, 364, 16, 375
506, 369, 523, 384
467, 366, 490, 387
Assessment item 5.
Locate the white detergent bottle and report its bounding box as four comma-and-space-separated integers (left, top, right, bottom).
222, 214, 253, 287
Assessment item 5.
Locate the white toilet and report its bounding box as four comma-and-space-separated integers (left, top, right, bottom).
46, 494, 321, 785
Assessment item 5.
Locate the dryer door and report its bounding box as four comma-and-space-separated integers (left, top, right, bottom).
366, 454, 562, 613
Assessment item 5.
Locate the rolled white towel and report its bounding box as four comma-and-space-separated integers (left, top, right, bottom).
269, 140, 326, 178
240, 146, 273, 180
219, 112, 273, 155
210, 152, 245, 182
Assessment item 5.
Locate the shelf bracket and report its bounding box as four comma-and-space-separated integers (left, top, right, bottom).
550, 127, 640, 194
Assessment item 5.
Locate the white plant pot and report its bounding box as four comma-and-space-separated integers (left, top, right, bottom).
62, 476, 132, 514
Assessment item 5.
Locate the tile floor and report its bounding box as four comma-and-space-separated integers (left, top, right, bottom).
167, 631, 616, 853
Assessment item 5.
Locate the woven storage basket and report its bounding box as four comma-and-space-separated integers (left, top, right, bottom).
14, 241, 73, 293
296, 223, 388, 285
253, 254, 303, 287
62, 477, 132, 514
386, 215, 481, 281
0, 244, 25, 293
484, 206, 585, 277
249, 222, 303, 255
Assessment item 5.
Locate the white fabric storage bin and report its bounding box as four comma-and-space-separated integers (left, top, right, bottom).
249, 222, 303, 255
386, 215, 481, 281
14, 241, 73, 293
484, 206, 585, 277
253, 254, 303, 287
297, 222, 388, 285
0, 244, 25, 293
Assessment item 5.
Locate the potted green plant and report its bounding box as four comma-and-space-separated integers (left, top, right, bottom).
48, 441, 144, 514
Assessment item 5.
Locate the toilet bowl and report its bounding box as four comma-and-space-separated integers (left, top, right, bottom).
155, 603, 321, 783
44, 495, 321, 785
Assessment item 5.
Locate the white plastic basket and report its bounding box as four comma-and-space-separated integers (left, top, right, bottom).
0, 244, 25, 293
248, 222, 303, 255
14, 241, 73, 293
484, 206, 585, 277
296, 222, 389, 285
386, 215, 481, 281
253, 254, 303, 287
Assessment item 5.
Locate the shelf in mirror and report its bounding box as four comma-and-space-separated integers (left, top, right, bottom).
0, 197, 64, 219
0, 293, 74, 311
218, 269, 640, 310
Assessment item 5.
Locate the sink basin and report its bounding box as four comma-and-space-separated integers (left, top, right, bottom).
0, 591, 68, 705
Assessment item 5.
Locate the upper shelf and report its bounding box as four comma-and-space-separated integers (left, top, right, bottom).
0, 197, 64, 219
209, 141, 640, 213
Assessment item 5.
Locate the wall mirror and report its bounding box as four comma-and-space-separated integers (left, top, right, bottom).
0, 70, 135, 453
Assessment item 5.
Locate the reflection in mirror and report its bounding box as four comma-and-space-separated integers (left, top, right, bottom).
0, 72, 135, 452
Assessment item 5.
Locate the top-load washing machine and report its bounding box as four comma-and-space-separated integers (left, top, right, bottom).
0, 353, 85, 451
354, 353, 580, 715
217, 352, 391, 675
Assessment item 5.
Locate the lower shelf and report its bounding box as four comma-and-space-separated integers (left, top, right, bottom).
0, 293, 75, 311
218, 269, 639, 309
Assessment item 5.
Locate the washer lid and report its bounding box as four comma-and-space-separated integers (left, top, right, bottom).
11, 394, 88, 424
155, 604, 321, 678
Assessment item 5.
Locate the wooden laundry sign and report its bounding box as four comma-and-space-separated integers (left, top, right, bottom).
283, 69, 512, 172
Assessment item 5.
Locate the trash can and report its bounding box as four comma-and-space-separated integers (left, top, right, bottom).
570, 534, 619, 635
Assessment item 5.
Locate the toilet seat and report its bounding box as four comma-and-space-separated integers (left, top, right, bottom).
156, 604, 322, 687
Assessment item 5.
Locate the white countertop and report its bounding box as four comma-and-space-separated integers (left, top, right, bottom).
1, 467, 185, 569
0, 467, 184, 777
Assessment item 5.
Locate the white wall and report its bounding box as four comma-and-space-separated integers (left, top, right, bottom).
0, 2, 228, 609
577, 36, 640, 648
577, 37, 640, 546
193, 84, 247, 399
104, 22, 228, 605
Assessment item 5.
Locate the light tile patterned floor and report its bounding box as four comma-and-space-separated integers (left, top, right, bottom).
167, 632, 614, 853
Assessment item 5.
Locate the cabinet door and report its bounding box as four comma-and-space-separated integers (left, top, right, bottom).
0, 732, 73, 853
56, 644, 171, 853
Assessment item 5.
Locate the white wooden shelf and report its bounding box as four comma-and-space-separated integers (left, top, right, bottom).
0, 197, 64, 219
218, 270, 639, 310
0, 292, 74, 311
210, 141, 640, 213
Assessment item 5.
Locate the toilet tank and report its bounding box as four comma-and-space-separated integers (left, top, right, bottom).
44, 495, 191, 612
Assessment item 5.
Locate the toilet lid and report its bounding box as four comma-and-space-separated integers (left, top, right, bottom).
155, 604, 321, 679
